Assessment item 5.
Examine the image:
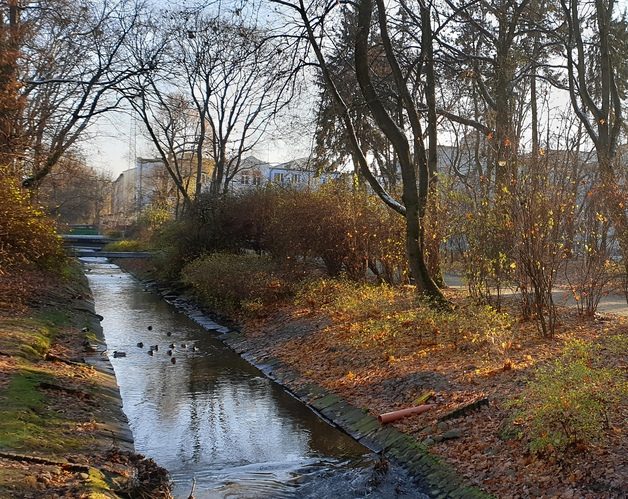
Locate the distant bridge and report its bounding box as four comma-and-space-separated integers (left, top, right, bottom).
61, 234, 153, 259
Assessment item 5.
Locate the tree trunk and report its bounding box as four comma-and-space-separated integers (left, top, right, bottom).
356, 0, 445, 301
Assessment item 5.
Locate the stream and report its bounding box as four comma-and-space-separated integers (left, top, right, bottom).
84, 259, 426, 498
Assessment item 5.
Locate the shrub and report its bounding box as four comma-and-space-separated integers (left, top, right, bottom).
181, 253, 299, 314
151, 183, 409, 283
0, 173, 65, 273
446, 187, 516, 308
511, 339, 626, 454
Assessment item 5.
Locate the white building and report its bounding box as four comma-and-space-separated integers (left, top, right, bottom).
109, 158, 167, 226
230, 156, 340, 192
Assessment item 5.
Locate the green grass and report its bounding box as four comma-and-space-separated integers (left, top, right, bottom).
0, 369, 80, 452
0, 308, 82, 453
102, 239, 148, 252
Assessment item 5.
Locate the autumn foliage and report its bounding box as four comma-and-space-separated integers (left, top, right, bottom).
156, 182, 408, 283
0, 172, 66, 311
0, 172, 64, 273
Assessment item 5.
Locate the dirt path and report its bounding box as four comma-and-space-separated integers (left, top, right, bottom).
444, 273, 627, 317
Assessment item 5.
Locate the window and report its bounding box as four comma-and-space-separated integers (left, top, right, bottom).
240, 173, 250, 185
273, 172, 285, 184
291, 173, 300, 184
252, 174, 262, 186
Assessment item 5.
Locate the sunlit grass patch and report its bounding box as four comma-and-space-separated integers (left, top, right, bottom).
102, 239, 149, 252
295, 278, 514, 358
0, 318, 55, 361
0, 369, 82, 453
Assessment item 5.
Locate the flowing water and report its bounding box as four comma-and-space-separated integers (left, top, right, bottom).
84, 259, 425, 498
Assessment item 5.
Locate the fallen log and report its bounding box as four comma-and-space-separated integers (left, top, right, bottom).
0, 451, 90, 473
438, 397, 489, 422
413, 390, 435, 406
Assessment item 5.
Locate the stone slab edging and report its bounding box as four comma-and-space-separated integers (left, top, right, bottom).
224, 333, 490, 499
117, 266, 491, 499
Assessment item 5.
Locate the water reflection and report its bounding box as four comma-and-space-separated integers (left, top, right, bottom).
84, 260, 423, 498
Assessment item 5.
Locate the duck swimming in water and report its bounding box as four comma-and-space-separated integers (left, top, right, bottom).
137, 342, 144, 348
167, 349, 173, 356
171, 357, 176, 364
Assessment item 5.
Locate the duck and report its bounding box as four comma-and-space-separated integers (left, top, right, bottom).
112, 351, 126, 358
148, 349, 154, 356
168, 343, 175, 349
192, 346, 199, 352
151, 345, 159, 351
180, 343, 187, 349
137, 342, 144, 348
166, 332, 172, 337
167, 349, 173, 356
171, 357, 177, 364
147, 326, 153, 331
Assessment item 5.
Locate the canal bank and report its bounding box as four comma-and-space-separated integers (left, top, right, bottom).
88, 258, 431, 498
0, 260, 171, 498
114, 259, 489, 499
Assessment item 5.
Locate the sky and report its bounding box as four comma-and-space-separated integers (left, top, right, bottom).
83, 0, 628, 178
84, 106, 316, 179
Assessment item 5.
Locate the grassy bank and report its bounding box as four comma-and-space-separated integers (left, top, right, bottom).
0, 261, 171, 498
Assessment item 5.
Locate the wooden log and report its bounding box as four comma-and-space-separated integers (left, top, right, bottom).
438, 397, 489, 422
0, 451, 90, 473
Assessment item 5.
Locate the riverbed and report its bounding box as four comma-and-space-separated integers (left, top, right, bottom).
84, 259, 424, 498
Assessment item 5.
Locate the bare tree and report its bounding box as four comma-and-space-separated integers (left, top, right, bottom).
38, 150, 112, 226
176, 9, 293, 195
435, 0, 535, 187
557, 0, 627, 268
122, 6, 294, 203
14, 0, 147, 188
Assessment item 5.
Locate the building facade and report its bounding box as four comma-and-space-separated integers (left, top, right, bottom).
230, 156, 340, 192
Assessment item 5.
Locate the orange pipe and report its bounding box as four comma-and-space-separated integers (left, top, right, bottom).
377, 404, 434, 424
